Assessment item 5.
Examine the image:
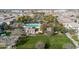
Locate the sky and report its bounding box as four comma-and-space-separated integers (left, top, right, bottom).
0, 0, 79, 9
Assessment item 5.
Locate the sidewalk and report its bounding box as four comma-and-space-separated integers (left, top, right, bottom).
65, 33, 79, 48
6, 36, 19, 49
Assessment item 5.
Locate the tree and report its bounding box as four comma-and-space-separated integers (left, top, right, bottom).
45, 40, 50, 49
40, 24, 47, 33
16, 16, 22, 22
25, 16, 33, 23
15, 36, 28, 47
2, 22, 9, 30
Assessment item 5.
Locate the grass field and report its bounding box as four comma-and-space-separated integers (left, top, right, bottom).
49, 34, 75, 49
16, 33, 75, 49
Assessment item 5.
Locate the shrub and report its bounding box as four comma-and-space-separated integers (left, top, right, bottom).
15, 36, 28, 46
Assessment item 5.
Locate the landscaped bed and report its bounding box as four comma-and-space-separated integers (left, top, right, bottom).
16, 33, 75, 49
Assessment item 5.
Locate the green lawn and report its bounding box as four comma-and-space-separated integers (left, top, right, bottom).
72, 35, 79, 44
72, 35, 78, 41
49, 34, 75, 49
16, 34, 75, 49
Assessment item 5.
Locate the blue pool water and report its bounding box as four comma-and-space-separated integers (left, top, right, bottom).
25, 23, 41, 28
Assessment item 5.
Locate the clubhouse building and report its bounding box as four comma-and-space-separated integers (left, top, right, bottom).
23, 23, 42, 35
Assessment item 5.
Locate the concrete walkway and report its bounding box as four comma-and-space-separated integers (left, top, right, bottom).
6, 36, 19, 49
65, 33, 79, 48
6, 43, 15, 49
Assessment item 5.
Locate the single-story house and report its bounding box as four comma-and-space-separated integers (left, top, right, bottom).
0, 16, 16, 25
58, 16, 79, 39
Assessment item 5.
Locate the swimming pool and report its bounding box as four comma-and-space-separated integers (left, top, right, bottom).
25, 23, 41, 28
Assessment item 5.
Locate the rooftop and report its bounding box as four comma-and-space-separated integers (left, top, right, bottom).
68, 22, 79, 28
58, 18, 73, 23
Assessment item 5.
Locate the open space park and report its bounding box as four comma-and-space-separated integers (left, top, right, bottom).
16, 33, 75, 49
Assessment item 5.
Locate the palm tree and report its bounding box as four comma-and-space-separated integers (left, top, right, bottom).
48, 16, 58, 34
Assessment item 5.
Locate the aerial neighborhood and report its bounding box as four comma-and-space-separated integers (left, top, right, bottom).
0, 9, 79, 49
